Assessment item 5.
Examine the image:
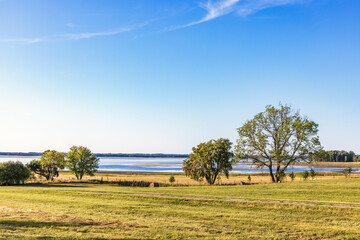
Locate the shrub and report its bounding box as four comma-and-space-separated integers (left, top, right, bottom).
310, 168, 316, 179
169, 176, 175, 184
276, 169, 286, 183
302, 171, 309, 181
0, 161, 30, 185
289, 172, 296, 181
247, 175, 251, 183
117, 180, 151, 187
343, 167, 352, 178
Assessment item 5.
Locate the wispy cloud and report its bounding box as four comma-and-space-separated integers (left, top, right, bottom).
168, 0, 239, 30
170, 0, 306, 30
0, 24, 145, 44
63, 28, 133, 40
236, 0, 306, 17
0, 37, 45, 44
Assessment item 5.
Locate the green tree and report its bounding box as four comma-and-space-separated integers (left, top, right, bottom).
66, 146, 99, 180
235, 103, 321, 183
27, 150, 66, 181
289, 172, 296, 181
343, 167, 352, 178
310, 168, 316, 179
169, 176, 175, 184
0, 161, 30, 185
302, 171, 309, 180
183, 138, 233, 185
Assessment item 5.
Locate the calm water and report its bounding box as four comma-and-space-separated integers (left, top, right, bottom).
0, 156, 350, 173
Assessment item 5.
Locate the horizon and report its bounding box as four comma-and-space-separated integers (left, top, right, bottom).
1, 0, 359, 153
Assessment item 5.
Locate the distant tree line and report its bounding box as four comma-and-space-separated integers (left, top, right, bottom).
310, 150, 360, 162
0, 152, 189, 158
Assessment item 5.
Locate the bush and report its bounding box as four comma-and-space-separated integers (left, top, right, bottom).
289, 172, 296, 181
302, 171, 309, 181
310, 168, 316, 179
343, 167, 352, 178
117, 180, 151, 187
0, 161, 30, 185
169, 176, 175, 184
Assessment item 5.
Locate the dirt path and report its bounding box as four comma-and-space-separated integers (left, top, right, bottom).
78, 190, 360, 209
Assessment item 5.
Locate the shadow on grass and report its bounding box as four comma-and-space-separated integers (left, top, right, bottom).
0, 220, 144, 240
21, 183, 89, 188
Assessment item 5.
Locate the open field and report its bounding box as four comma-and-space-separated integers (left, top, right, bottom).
1, 177, 360, 239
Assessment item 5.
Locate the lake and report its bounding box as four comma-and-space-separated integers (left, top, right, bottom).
0, 156, 351, 173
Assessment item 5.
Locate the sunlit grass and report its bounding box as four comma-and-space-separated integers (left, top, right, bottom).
1, 177, 360, 239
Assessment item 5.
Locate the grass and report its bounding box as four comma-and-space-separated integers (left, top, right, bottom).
1, 176, 360, 239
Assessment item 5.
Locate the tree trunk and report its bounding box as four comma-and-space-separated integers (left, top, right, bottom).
268, 165, 276, 183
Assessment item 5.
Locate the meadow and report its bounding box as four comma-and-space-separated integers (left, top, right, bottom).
1, 174, 360, 239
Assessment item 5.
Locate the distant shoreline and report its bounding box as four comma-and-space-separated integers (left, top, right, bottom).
0, 153, 189, 158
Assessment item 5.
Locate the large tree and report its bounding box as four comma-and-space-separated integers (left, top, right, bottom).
235, 104, 321, 183
27, 150, 66, 181
66, 146, 99, 180
183, 138, 233, 185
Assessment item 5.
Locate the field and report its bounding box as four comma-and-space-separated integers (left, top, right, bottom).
1, 174, 360, 239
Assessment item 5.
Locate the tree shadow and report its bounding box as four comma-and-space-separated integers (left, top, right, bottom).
0, 220, 145, 239
21, 183, 89, 188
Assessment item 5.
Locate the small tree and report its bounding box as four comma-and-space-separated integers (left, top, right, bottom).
289, 172, 296, 181
310, 168, 316, 179
343, 167, 352, 178
183, 138, 233, 185
169, 176, 175, 184
66, 146, 99, 180
0, 161, 30, 185
235, 103, 321, 183
27, 150, 66, 181
247, 175, 251, 183
302, 171, 309, 181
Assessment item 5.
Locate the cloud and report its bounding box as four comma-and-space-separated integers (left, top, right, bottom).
0, 23, 147, 44
170, 0, 306, 30
169, 0, 239, 30
63, 28, 133, 40
0, 38, 45, 44
236, 0, 306, 17
66, 23, 75, 28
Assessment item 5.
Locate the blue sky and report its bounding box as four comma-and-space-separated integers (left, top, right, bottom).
0, 0, 359, 153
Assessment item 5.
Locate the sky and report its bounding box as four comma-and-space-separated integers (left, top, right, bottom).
0, 0, 359, 154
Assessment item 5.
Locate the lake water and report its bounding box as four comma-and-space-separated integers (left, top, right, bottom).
0, 156, 350, 173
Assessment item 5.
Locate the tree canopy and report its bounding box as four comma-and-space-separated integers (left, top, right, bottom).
0, 161, 30, 185
27, 150, 66, 181
235, 103, 321, 183
183, 138, 233, 185
66, 146, 99, 180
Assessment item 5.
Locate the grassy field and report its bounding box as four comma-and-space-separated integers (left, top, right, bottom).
54, 171, 348, 186
1, 176, 360, 239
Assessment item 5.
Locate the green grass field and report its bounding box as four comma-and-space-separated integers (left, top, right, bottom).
1, 178, 360, 239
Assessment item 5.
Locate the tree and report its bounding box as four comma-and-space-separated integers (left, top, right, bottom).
302, 171, 309, 180
235, 103, 321, 183
169, 176, 175, 184
310, 168, 316, 179
343, 167, 352, 178
66, 146, 99, 180
289, 172, 296, 181
0, 161, 30, 185
183, 138, 233, 185
27, 150, 66, 181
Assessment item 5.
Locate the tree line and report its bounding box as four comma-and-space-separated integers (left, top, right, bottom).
310, 150, 360, 162
0, 152, 189, 158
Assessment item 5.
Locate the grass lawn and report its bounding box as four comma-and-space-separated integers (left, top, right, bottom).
1, 178, 360, 239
